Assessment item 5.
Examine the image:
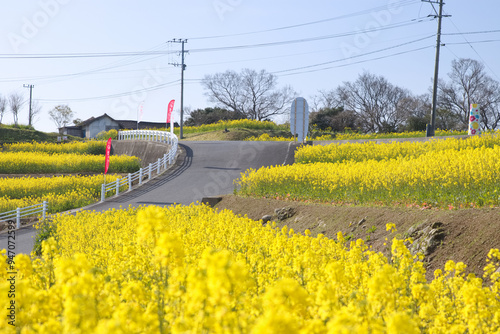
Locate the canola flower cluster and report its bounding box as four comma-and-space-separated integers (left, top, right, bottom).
245, 133, 292, 141
0, 141, 136, 212
3, 141, 106, 155
296, 132, 500, 164
331, 129, 467, 141
244, 129, 469, 142
0, 174, 123, 213
237, 134, 500, 207
2, 205, 499, 333
132, 119, 288, 135
181, 119, 287, 134
0, 151, 140, 174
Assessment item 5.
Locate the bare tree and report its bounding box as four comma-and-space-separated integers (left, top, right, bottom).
202, 68, 295, 121
9, 93, 24, 126
396, 94, 431, 131
0, 95, 6, 124
310, 89, 342, 112
49, 105, 75, 129
29, 100, 43, 126
438, 58, 500, 130
337, 72, 412, 132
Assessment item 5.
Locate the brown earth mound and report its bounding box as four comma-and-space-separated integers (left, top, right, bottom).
214, 195, 500, 281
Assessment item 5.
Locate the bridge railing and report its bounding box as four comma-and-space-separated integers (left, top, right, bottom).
0, 201, 48, 229
101, 130, 178, 201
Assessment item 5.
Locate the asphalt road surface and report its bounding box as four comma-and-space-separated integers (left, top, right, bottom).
0, 141, 296, 255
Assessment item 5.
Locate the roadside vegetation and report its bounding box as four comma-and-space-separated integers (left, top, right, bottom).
0, 124, 81, 144
6, 204, 500, 333
0, 174, 123, 214
237, 133, 500, 208
0, 151, 139, 174
133, 119, 469, 142
0, 139, 137, 213
3, 140, 107, 155
2, 89, 500, 332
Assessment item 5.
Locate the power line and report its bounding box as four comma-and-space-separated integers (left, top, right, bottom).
446, 40, 500, 45
37, 79, 180, 103
0, 18, 431, 60
445, 17, 500, 81
274, 35, 434, 74
0, 33, 433, 83
275, 45, 433, 77
0, 50, 174, 59
443, 29, 500, 36
189, 18, 432, 54
23, 36, 436, 103
188, 0, 420, 40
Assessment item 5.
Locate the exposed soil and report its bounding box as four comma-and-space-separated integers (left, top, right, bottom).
215, 195, 500, 281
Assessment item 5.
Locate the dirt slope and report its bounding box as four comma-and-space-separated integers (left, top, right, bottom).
215, 195, 500, 281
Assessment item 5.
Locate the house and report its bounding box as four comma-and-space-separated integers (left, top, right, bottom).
59, 113, 178, 139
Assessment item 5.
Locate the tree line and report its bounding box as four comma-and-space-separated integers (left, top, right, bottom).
3, 57, 498, 134
0, 91, 75, 130
0, 92, 43, 128
195, 58, 500, 133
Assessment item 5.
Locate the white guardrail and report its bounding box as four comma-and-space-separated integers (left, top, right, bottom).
0, 201, 48, 229
101, 130, 179, 201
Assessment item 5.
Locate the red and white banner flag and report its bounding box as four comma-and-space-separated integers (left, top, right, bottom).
104, 138, 112, 174
167, 99, 175, 123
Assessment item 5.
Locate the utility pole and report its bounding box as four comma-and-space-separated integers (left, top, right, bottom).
423, 0, 449, 137
23, 84, 34, 126
169, 39, 188, 139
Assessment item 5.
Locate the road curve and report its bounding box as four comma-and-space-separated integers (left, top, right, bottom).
0, 141, 296, 254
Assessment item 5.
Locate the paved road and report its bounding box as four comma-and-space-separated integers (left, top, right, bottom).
0, 141, 296, 254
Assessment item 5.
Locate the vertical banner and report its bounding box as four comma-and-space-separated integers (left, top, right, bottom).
468, 104, 481, 135
167, 99, 175, 134
104, 137, 112, 175
167, 99, 175, 123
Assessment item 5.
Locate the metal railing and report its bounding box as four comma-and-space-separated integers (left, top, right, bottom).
0, 201, 48, 229
118, 129, 177, 145
101, 130, 178, 201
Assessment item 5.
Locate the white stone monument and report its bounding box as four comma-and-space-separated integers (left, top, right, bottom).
290, 97, 309, 142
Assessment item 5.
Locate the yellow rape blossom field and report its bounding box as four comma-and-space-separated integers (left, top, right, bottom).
245, 133, 292, 141
243, 129, 468, 142
0, 174, 123, 213
0, 152, 140, 174
331, 129, 467, 141
2, 130, 500, 333
237, 133, 500, 208
3, 141, 106, 155
296, 132, 500, 164
2, 205, 499, 333
0, 140, 136, 212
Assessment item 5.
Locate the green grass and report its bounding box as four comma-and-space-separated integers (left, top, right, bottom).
0, 125, 83, 145
180, 128, 292, 141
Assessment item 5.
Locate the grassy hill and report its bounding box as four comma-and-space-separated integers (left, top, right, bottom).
181, 128, 291, 141
0, 125, 82, 145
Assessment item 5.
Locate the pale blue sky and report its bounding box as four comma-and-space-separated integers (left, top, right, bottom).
1, 0, 499, 132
